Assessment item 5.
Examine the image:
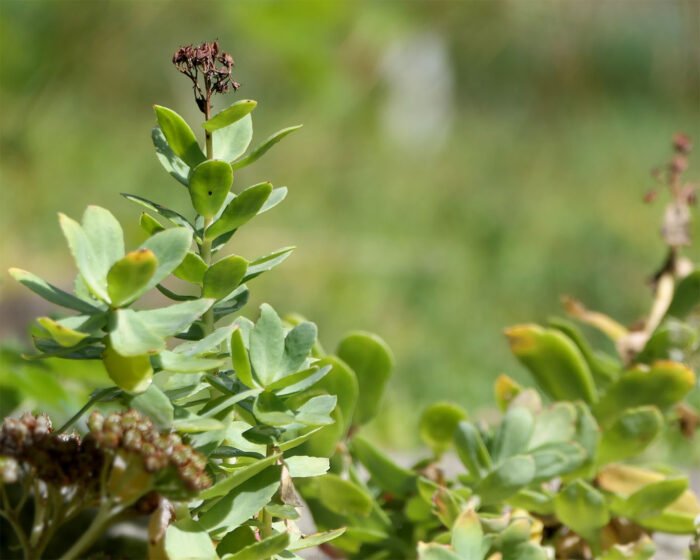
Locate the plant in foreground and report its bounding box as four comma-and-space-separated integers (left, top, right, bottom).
2, 40, 392, 559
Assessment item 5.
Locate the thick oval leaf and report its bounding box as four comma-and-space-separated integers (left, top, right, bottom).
199, 465, 281, 533
250, 304, 285, 386
154, 105, 205, 168
173, 252, 208, 285
594, 361, 696, 424
417, 543, 462, 560
454, 421, 493, 480
419, 401, 468, 455
9, 268, 103, 314
476, 455, 535, 505
231, 124, 303, 170
102, 343, 153, 393
82, 205, 125, 281
59, 213, 109, 301
597, 406, 663, 464
107, 249, 158, 307
350, 436, 416, 497
206, 182, 273, 240
213, 114, 253, 162
287, 528, 346, 552
189, 159, 233, 218
151, 126, 190, 187
203, 255, 248, 300
451, 508, 484, 560
199, 453, 282, 500
162, 519, 218, 560
554, 480, 610, 542
492, 406, 534, 463
203, 99, 257, 132
230, 326, 255, 388
129, 384, 173, 428
109, 309, 165, 356
530, 442, 586, 481
282, 321, 317, 375
336, 331, 394, 427
504, 324, 598, 404
310, 356, 358, 434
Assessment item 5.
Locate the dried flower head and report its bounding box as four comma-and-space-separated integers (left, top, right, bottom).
172, 40, 240, 114
88, 410, 211, 491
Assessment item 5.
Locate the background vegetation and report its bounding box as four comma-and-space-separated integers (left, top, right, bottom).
1, 0, 699, 447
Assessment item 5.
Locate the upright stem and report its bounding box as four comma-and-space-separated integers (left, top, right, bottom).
57, 502, 116, 560
201, 93, 215, 335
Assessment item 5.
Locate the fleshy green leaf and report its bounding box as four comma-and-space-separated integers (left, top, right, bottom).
454, 421, 493, 480
594, 361, 696, 424
203, 255, 248, 300
294, 394, 337, 426
598, 406, 663, 464
206, 182, 273, 240
82, 205, 125, 282
622, 478, 688, 519
102, 342, 153, 393
59, 213, 109, 301
231, 326, 255, 388
250, 304, 285, 386
666, 269, 700, 318
213, 114, 253, 162
231, 125, 303, 170
107, 249, 158, 307
419, 401, 468, 455
492, 406, 534, 463
129, 384, 173, 428
504, 324, 598, 404
189, 159, 233, 218
9, 268, 103, 314
337, 331, 394, 427
554, 480, 610, 543
151, 126, 189, 187
199, 465, 281, 533
161, 519, 218, 560
203, 99, 257, 132
154, 105, 206, 168
173, 252, 208, 285
476, 455, 535, 505
451, 508, 485, 560
282, 321, 317, 374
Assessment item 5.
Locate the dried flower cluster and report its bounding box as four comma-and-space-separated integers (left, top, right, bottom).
172, 40, 240, 114
0, 413, 102, 486
647, 133, 697, 251
88, 410, 211, 491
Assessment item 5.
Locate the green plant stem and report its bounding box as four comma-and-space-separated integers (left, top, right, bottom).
0, 484, 30, 559
57, 501, 117, 560
55, 387, 121, 435
200, 99, 215, 335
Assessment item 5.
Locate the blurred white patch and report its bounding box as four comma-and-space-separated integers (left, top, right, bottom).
379, 31, 454, 154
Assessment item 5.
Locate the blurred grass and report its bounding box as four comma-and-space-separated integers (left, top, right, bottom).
1, 0, 699, 446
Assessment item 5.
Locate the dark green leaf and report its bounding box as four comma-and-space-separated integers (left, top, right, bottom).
203, 255, 248, 300
9, 268, 103, 314
107, 249, 158, 307
206, 182, 273, 240
203, 99, 257, 132
189, 159, 233, 218
151, 126, 189, 187
154, 105, 206, 168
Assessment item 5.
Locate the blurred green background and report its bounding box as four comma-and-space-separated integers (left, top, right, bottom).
1, 0, 699, 446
